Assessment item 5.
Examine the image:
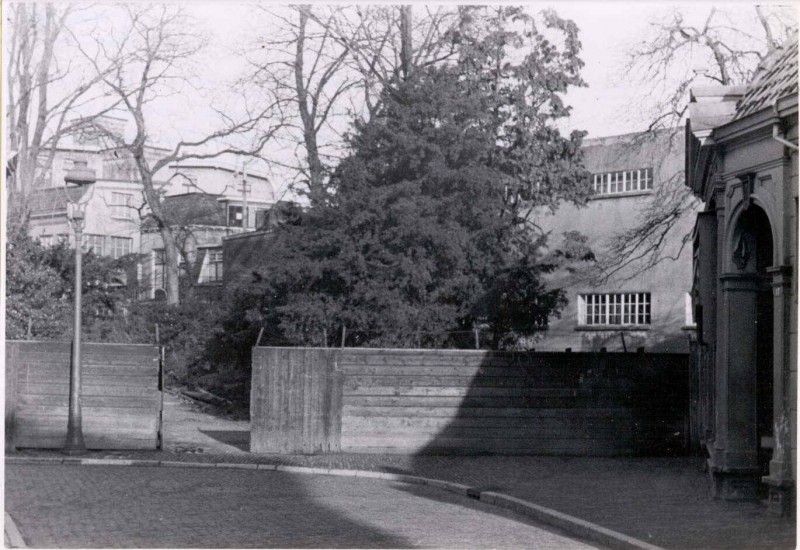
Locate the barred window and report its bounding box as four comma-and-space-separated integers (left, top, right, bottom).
578, 293, 651, 326
199, 249, 223, 283
111, 192, 133, 219
592, 168, 652, 195
83, 234, 105, 255
110, 236, 132, 259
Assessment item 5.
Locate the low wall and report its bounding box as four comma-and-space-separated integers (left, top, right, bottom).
6, 340, 162, 450
251, 347, 690, 456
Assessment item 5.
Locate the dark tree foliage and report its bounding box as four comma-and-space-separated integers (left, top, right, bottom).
227, 9, 591, 349
5, 230, 138, 341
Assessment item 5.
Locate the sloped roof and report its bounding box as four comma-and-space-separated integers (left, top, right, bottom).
28, 186, 88, 215
735, 35, 798, 119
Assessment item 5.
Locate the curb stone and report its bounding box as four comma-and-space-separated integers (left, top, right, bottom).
5, 512, 27, 548
6, 456, 663, 550
481, 492, 663, 550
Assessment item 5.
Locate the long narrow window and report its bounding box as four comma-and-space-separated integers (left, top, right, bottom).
153, 248, 166, 292
578, 293, 651, 326
592, 168, 653, 195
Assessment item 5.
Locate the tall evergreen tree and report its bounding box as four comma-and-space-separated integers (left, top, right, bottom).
231, 8, 591, 349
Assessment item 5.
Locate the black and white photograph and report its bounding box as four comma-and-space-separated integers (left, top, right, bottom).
3, 1, 798, 548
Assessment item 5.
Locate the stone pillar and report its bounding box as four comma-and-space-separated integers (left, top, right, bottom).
710, 272, 761, 500
709, 188, 727, 466
763, 265, 794, 515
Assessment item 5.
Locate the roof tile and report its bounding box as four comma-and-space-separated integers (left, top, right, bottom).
735, 36, 798, 119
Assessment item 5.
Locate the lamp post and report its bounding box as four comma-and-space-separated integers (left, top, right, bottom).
63, 160, 97, 455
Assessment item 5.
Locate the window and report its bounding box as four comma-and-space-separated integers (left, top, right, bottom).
110, 236, 132, 259
83, 234, 105, 255
228, 205, 244, 227
40, 234, 69, 247
592, 168, 652, 196
111, 192, 133, 218
578, 293, 651, 326
255, 208, 270, 229
199, 249, 223, 283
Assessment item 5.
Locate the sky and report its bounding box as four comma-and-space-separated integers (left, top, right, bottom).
184, 1, 795, 140
5, 1, 796, 200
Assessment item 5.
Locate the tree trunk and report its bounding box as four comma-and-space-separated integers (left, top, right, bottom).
137, 163, 182, 305
400, 6, 413, 80
295, 6, 327, 206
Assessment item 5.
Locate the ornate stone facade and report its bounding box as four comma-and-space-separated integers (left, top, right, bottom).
686, 38, 798, 513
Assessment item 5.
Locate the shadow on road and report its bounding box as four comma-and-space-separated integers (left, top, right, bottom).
5, 464, 413, 548
199, 429, 250, 451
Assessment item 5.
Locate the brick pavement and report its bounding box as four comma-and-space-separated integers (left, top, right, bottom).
8, 392, 794, 549
6, 464, 598, 549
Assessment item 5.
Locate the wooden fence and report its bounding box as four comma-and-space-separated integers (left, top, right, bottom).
251, 347, 690, 456
6, 340, 162, 450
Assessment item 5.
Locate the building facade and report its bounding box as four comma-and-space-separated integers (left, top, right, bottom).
25, 116, 279, 300
685, 38, 797, 511
138, 193, 277, 301
535, 130, 696, 352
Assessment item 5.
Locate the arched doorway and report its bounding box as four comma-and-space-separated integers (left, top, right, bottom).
731, 205, 774, 475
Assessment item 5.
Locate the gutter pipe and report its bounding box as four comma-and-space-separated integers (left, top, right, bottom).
772, 101, 798, 151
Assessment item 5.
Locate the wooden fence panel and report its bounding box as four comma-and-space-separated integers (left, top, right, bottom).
250, 347, 342, 454
250, 347, 689, 456
6, 341, 161, 450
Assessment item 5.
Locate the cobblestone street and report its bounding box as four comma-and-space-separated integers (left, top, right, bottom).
5, 464, 598, 549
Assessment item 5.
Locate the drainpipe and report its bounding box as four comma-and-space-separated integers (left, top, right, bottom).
772, 101, 798, 150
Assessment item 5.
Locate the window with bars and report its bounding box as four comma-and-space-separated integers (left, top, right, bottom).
592, 168, 653, 195
578, 293, 651, 326
199, 249, 223, 283
110, 236, 132, 259
111, 192, 134, 219
83, 234, 105, 255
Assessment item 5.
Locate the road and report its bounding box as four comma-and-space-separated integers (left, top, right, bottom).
6, 464, 599, 548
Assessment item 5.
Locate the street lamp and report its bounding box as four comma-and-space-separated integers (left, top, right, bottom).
63, 160, 97, 455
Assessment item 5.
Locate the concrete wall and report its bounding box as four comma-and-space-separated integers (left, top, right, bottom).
535, 131, 695, 352
251, 347, 690, 456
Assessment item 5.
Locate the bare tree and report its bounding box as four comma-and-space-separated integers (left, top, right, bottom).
5, 3, 122, 236
244, 5, 357, 206
72, 4, 281, 305
595, 5, 797, 281
243, 5, 460, 205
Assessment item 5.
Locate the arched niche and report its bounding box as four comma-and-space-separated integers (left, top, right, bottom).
724, 203, 775, 476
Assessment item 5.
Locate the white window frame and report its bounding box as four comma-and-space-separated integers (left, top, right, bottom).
83, 233, 105, 255
578, 293, 651, 326
592, 168, 653, 196
109, 236, 132, 259
111, 192, 134, 219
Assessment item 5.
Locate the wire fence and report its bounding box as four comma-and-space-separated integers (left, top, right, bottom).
254, 326, 542, 351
